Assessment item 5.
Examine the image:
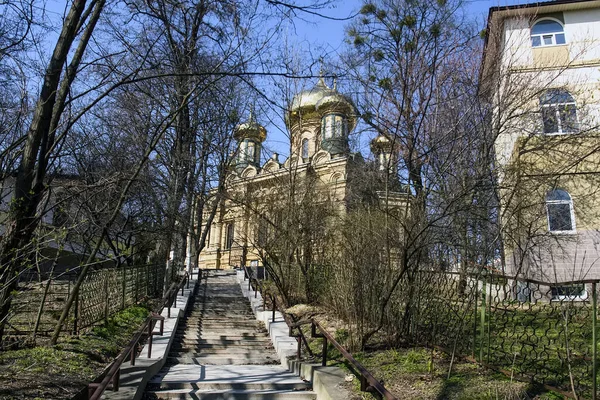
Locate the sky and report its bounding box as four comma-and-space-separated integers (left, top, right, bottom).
41, 0, 535, 159
261, 0, 530, 157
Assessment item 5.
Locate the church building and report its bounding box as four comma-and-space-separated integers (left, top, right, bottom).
194, 77, 407, 270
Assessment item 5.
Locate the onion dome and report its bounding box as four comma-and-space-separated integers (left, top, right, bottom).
289, 77, 332, 115
234, 111, 266, 142
315, 86, 357, 132
370, 134, 394, 154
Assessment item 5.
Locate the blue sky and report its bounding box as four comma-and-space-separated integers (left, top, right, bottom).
42, 0, 530, 159
262, 0, 529, 157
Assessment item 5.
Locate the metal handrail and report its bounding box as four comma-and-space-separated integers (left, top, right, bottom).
310, 319, 397, 400
88, 270, 194, 400
241, 266, 395, 398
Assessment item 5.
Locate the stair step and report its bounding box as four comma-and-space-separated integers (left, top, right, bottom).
152, 382, 309, 391
167, 356, 280, 365
146, 271, 312, 399
146, 389, 316, 400
174, 339, 273, 345
171, 343, 274, 351
171, 349, 276, 357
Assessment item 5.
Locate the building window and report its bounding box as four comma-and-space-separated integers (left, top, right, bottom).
302, 138, 309, 159
257, 217, 268, 248
531, 19, 566, 47
321, 114, 347, 139
225, 223, 235, 249
540, 89, 578, 134
551, 285, 586, 301
546, 189, 575, 233
247, 141, 256, 162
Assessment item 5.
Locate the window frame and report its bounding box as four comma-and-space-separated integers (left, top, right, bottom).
540, 89, 578, 135
530, 18, 566, 48
225, 222, 235, 249
301, 138, 309, 159
546, 189, 576, 234
551, 285, 587, 301
321, 113, 347, 139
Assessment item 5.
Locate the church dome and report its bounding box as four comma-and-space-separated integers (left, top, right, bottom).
370, 134, 394, 153
234, 112, 266, 142
287, 77, 357, 128
289, 78, 332, 114
316, 88, 357, 131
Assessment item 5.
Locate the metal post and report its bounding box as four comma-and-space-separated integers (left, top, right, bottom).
121, 267, 126, 309
147, 322, 153, 358
360, 375, 368, 392
73, 286, 79, 335
272, 295, 276, 322
593, 282, 597, 400
322, 337, 328, 366
112, 369, 120, 391
104, 274, 110, 323
130, 347, 136, 366
480, 277, 486, 363
296, 336, 301, 360
472, 279, 477, 359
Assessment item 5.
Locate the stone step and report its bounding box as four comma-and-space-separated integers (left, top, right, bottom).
181, 337, 271, 345
146, 388, 316, 400
150, 382, 310, 391
177, 334, 269, 341
171, 343, 274, 351
170, 348, 275, 356
180, 319, 262, 324
167, 355, 279, 365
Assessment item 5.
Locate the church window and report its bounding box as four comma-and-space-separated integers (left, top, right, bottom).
247, 141, 256, 162
302, 138, 309, 159
321, 114, 347, 139
225, 223, 235, 249
257, 217, 268, 247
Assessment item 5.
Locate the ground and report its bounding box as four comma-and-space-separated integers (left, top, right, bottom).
340, 347, 562, 400
291, 306, 564, 400
0, 305, 149, 400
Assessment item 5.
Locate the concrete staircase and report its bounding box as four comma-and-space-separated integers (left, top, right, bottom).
145, 271, 315, 399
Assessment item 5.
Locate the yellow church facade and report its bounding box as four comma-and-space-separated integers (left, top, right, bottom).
195, 78, 406, 270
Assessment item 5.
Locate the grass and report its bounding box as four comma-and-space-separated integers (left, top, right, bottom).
300, 322, 564, 400
337, 346, 561, 400
0, 305, 149, 400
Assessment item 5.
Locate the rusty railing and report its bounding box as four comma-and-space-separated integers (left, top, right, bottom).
242, 265, 396, 400
88, 269, 195, 400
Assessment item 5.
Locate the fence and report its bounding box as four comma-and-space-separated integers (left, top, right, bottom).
404, 270, 598, 399
5, 263, 166, 338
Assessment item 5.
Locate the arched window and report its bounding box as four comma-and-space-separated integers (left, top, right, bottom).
540, 89, 578, 134
247, 141, 256, 162
225, 222, 235, 249
531, 19, 566, 47
301, 138, 309, 159
546, 189, 575, 233
321, 114, 347, 139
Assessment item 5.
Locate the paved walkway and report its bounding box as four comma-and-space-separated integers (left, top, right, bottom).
145, 270, 315, 399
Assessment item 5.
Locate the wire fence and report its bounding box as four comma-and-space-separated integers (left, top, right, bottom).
404, 270, 598, 399
5, 263, 166, 339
